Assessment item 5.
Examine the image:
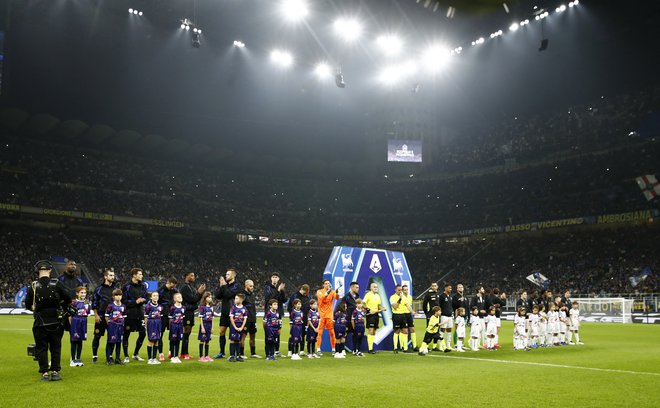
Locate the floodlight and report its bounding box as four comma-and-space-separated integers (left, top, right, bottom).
376, 34, 403, 57
333, 18, 363, 42
314, 62, 332, 79
280, 0, 309, 22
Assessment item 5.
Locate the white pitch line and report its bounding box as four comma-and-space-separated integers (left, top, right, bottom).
414, 353, 660, 376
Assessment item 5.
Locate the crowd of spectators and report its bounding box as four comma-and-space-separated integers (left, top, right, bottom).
0, 134, 658, 235
434, 85, 660, 171
0, 224, 656, 304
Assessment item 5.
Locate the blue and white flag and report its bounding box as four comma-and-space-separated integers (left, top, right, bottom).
15, 286, 27, 308
629, 267, 651, 288
526, 272, 550, 289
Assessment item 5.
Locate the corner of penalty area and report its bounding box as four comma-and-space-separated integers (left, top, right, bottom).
320, 246, 413, 352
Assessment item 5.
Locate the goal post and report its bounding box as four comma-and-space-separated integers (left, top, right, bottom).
574, 297, 634, 323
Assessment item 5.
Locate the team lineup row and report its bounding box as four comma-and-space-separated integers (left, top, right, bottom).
66, 270, 584, 366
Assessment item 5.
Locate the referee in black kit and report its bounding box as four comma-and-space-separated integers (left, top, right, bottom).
25, 260, 71, 382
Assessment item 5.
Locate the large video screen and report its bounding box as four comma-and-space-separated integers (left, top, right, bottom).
387, 140, 422, 162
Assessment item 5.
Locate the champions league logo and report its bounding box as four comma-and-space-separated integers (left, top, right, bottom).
341, 253, 353, 271
395, 144, 415, 158
392, 257, 404, 276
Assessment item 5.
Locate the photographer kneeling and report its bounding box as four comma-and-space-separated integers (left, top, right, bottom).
25, 260, 71, 382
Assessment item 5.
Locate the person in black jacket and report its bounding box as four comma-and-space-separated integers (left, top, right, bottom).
25, 260, 71, 382
422, 282, 440, 324
156, 277, 178, 360
91, 269, 116, 363
491, 288, 506, 348
178, 272, 206, 360
240, 279, 261, 358
288, 284, 311, 356
213, 268, 241, 359
122, 268, 148, 362
58, 260, 84, 332
263, 272, 287, 357
516, 290, 529, 315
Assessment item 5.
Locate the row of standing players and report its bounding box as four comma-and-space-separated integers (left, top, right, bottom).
50, 266, 584, 375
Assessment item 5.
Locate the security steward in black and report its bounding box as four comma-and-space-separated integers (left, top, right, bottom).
25, 260, 71, 382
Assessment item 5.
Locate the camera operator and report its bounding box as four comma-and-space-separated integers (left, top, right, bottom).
25, 260, 71, 382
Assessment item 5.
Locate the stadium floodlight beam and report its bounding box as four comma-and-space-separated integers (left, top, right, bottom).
314, 62, 332, 79
421, 45, 450, 72
271, 49, 293, 67
333, 18, 363, 42
376, 34, 403, 57
280, 0, 309, 22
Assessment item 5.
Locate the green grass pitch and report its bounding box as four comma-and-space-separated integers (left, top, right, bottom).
1, 316, 659, 407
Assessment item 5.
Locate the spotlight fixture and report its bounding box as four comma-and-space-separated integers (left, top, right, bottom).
128, 8, 143, 16
192, 33, 201, 48
556, 4, 567, 13
509, 22, 519, 31
233, 40, 246, 48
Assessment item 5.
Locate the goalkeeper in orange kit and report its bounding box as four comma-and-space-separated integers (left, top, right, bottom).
316, 280, 340, 353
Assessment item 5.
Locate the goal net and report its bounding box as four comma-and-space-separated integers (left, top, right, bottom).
575, 298, 634, 323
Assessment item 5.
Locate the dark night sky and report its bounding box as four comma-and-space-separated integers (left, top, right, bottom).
1, 0, 659, 161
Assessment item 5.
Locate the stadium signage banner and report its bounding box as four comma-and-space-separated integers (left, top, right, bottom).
323, 246, 413, 350
387, 140, 422, 162
596, 210, 652, 225
0, 202, 19, 211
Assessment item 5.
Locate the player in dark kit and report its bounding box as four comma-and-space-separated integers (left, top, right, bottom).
333, 302, 348, 358
306, 299, 320, 357
58, 260, 84, 333
241, 279, 260, 358
91, 269, 116, 363
178, 272, 206, 360
157, 277, 178, 360
229, 293, 248, 362
439, 282, 454, 352
105, 289, 126, 365
263, 271, 287, 356
287, 284, 310, 356
214, 268, 241, 359
168, 293, 185, 363
68, 287, 90, 367
264, 299, 282, 361
144, 292, 163, 365
197, 291, 214, 362
351, 299, 366, 356
122, 268, 148, 362
341, 282, 359, 353
289, 299, 305, 360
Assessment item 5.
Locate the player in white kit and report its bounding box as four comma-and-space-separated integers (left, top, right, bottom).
469, 307, 481, 351
547, 302, 560, 346
484, 307, 498, 350
513, 307, 528, 350
528, 305, 540, 348
454, 308, 467, 352
559, 303, 569, 345
568, 301, 584, 345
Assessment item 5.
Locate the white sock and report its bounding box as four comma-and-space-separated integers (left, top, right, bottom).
457, 340, 463, 349
445, 332, 451, 349
567, 331, 573, 343
575, 333, 580, 343
494, 333, 499, 345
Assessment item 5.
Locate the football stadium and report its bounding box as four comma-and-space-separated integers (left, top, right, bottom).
0, 0, 659, 407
